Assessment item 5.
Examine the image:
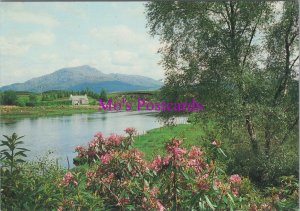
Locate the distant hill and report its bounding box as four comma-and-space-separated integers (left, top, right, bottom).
0, 65, 163, 93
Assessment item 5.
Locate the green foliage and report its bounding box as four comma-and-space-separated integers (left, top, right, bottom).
37, 100, 72, 106
146, 0, 299, 189
16, 97, 28, 107
72, 129, 244, 210
99, 88, 108, 102
0, 133, 29, 209
26, 93, 38, 106
0, 90, 18, 105
0, 133, 29, 174
1, 129, 298, 210
226, 142, 299, 187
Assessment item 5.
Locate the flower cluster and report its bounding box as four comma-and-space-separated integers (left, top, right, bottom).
124, 127, 137, 136
60, 172, 78, 187
69, 129, 244, 210
74, 130, 134, 165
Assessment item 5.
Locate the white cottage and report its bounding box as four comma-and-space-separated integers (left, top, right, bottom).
69, 94, 89, 105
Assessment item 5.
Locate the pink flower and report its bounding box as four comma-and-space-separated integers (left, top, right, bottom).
197, 180, 209, 190
162, 156, 171, 166
174, 147, 186, 157
150, 187, 159, 197
101, 172, 114, 184
75, 145, 86, 157
63, 172, 73, 182
229, 174, 241, 184
214, 179, 222, 188
156, 200, 165, 211
149, 155, 162, 171
211, 140, 221, 146
94, 132, 103, 139
166, 139, 186, 161
100, 153, 112, 164
188, 146, 203, 158
166, 138, 181, 152
117, 197, 130, 206
61, 172, 77, 186
124, 127, 137, 136
107, 134, 124, 145
75, 145, 83, 151
89, 139, 97, 148
170, 171, 174, 178
86, 171, 96, 186
197, 174, 209, 190
231, 187, 239, 196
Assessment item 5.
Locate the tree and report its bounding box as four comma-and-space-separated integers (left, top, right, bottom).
1, 90, 17, 105
99, 89, 108, 102
146, 1, 298, 184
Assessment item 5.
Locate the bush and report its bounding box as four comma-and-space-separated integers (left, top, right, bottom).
226, 143, 299, 187
0, 90, 17, 105
1, 130, 298, 210
99, 89, 108, 102
16, 98, 27, 107
72, 129, 244, 210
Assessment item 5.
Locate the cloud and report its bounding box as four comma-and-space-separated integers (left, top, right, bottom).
26, 32, 55, 46
69, 42, 90, 52
112, 50, 137, 66
4, 10, 59, 27
88, 24, 164, 78
90, 25, 145, 48
0, 32, 55, 57
0, 3, 165, 86
0, 36, 31, 56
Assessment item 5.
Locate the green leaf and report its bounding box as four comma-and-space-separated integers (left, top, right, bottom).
217, 148, 227, 157
205, 195, 215, 210
181, 171, 190, 180
15, 159, 26, 163
1, 151, 12, 160
227, 193, 235, 205
14, 151, 27, 157
16, 147, 30, 151
127, 162, 132, 172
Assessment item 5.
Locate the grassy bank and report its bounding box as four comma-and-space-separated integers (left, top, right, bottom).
0, 105, 99, 119
0, 90, 158, 119
134, 123, 209, 160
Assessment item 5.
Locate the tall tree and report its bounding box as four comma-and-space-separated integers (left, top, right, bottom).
146, 1, 298, 155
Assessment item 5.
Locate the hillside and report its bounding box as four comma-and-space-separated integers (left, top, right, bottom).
0, 65, 162, 93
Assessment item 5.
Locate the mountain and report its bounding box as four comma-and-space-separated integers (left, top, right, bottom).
0, 65, 163, 93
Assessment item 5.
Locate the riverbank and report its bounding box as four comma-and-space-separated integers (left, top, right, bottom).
0, 104, 151, 119
134, 123, 207, 160
0, 105, 100, 119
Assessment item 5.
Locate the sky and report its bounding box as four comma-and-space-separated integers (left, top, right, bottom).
0, 2, 164, 86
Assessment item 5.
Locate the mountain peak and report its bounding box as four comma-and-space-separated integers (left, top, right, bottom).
59, 65, 102, 73
0, 65, 162, 93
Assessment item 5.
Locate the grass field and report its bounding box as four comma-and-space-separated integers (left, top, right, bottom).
0, 105, 99, 119
134, 123, 210, 160
0, 90, 158, 119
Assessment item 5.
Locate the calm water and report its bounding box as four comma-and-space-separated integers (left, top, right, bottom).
0, 111, 186, 167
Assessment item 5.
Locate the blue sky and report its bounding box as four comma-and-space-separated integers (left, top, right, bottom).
0, 2, 164, 86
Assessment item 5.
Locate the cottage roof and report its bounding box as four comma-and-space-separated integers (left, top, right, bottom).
70, 94, 88, 101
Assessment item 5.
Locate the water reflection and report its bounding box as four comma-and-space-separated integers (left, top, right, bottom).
0, 111, 186, 167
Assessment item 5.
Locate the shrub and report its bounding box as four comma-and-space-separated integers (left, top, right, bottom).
0, 133, 29, 209
0, 90, 17, 105
72, 129, 244, 210
226, 142, 299, 187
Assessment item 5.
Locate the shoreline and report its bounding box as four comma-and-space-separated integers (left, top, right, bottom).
0, 105, 159, 120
